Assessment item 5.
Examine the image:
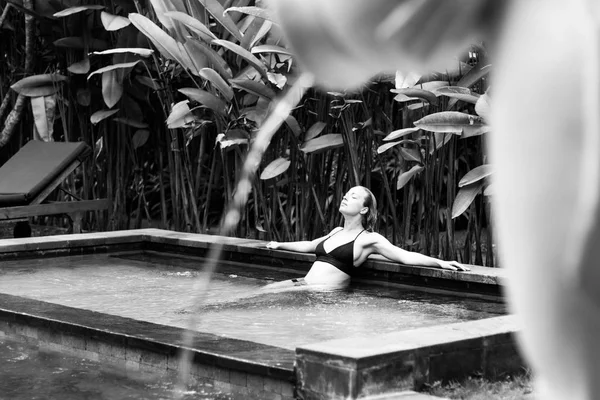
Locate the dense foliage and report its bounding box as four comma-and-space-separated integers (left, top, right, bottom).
0, 0, 495, 265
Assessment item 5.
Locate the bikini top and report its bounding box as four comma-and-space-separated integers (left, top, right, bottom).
314, 229, 365, 276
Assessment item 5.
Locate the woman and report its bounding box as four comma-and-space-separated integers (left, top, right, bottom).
265, 186, 469, 289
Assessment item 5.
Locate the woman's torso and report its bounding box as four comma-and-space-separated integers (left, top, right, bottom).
304, 228, 369, 286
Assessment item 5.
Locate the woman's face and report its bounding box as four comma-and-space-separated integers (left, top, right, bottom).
340, 187, 368, 216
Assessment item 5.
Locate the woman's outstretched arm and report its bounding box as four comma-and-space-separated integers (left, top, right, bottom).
368, 233, 469, 271
266, 227, 342, 253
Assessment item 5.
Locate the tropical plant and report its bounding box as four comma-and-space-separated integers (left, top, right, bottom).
0, 0, 497, 266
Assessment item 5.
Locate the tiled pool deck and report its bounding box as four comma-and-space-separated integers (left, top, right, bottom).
0, 229, 522, 400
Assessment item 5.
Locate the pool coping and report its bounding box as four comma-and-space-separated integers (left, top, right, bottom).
0, 229, 523, 400
0, 228, 506, 291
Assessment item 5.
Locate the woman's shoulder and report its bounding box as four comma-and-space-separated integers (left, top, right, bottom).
358, 230, 386, 244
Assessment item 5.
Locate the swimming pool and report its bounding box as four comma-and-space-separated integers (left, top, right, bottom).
0, 229, 522, 399
0, 251, 505, 350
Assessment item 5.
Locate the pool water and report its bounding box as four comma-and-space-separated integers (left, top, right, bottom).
0, 252, 505, 349
0, 336, 230, 400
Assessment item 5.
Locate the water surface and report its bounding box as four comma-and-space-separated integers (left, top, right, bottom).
0, 252, 505, 349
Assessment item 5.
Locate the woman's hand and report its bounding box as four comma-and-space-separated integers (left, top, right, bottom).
265, 241, 280, 249
438, 260, 470, 272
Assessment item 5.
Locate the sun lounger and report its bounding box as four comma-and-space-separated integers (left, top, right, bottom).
0, 140, 109, 235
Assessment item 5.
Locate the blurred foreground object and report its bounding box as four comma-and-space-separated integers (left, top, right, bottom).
271, 0, 600, 399
269, 0, 504, 88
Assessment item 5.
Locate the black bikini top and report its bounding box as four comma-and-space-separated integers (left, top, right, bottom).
314, 229, 365, 276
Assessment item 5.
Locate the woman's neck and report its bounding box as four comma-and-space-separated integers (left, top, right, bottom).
342, 215, 364, 231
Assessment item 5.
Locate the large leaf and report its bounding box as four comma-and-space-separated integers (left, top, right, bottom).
383, 127, 419, 142
31, 95, 55, 141
475, 93, 491, 121
212, 39, 268, 80
452, 181, 484, 219
198, 0, 243, 42
414, 111, 486, 137
395, 71, 421, 89
102, 70, 122, 108
178, 88, 228, 115
251, 44, 293, 57
267, 72, 287, 89
164, 11, 217, 42
430, 132, 454, 154
417, 80, 450, 92
456, 60, 491, 89
11, 74, 67, 96
260, 157, 290, 180
91, 48, 154, 57
435, 86, 480, 104
391, 88, 438, 105
185, 40, 232, 79
229, 78, 275, 100
53, 37, 108, 50
148, 0, 188, 38
166, 100, 195, 128
129, 13, 183, 63
241, 18, 272, 50
91, 109, 119, 124
377, 140, 404, 154
67, 58, 90, 74
459, 164, 494, 187
285, 115, 301, 137
224, 6, 274, 22
399, 147, 421, 163
199, 68, 234, 101
113, 118, 148, 128
397, 165, 424, 190
53, 5, 104, 17
132, 130, 150, 149
217, 129, 249, 149
101, 12, 131, 31
176, 40, 202, 75
88, 61, 142, 79
300, 134, 344, 154
305, 121, 326, 141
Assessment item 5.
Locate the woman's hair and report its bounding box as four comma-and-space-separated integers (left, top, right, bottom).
358, 186, 378, 231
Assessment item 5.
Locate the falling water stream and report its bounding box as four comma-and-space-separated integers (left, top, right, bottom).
173, 73, 314, 397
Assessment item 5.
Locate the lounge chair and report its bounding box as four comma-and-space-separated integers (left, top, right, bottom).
0, 140, 109, 236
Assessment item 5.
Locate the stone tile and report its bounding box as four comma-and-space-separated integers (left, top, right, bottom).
280, 382, 294, 398
215, 365, 230, 383
139, 349, 168, 370
125, 347, 142, 363
246, 373, 264, 391
296, 358, 356, 399
264, 376, 283, 394
125, 359, 140, 371
230, 370, 247, 387
357, 357, 415, 397
428, 348, 484, 384
167, 354, 181, 371
483, 342, 526, 378
61, 333, 86, 350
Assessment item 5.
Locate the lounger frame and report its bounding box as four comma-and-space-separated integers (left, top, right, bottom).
0, 152, 109, 233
